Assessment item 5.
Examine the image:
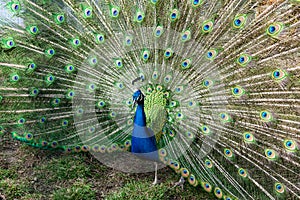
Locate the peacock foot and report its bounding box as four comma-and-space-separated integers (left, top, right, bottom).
173, 176, 185, 190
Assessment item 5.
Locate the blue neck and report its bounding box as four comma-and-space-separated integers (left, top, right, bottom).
134, 103, 146, 127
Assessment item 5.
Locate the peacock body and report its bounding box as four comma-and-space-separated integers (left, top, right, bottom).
0, 0, 300, 199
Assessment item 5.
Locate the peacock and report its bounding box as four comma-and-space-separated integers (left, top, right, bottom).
0, 0, 300, 199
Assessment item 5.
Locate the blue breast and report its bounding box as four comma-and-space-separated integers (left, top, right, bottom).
131, 104, 159, 161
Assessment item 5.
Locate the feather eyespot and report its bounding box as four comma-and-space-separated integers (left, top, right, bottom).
265, 149, 278, 160
232, 86, 245, 98
205, 159, 213, 168
260, 111, 273, 122
203, 79, 214, 88
154, 26, 163, 37
170, 9, 180, 21
202, 20, 214, 33
181, 30, 191, 42
181, 59, 191, 69
274, 182, 285, 194
267, 22, 284, 37
224, 148, 233, 158
243, 132, 255, 143
191, 0, 204, 7
110, 6, 120, 18
283, 139, 297, 152
238, 168, 248, 178
272, 69, 287, 82
237, 54, 252, 67
233, 14, 247, 28
214, 187, 223, 199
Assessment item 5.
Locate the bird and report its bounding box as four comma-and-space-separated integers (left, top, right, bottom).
0, 0, 300, 199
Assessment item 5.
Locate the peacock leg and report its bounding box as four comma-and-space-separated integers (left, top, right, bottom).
173, 176, 185, 190
152, 162, 158, 185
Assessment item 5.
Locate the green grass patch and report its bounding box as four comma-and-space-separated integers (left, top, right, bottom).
0, 167, 18, 179
34, 155, 91, 182
106, 176, 214, 200
0, 179, 28, 199
51, 180, 96, 200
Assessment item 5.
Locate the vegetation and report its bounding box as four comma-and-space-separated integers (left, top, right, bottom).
0, 134, 213, 199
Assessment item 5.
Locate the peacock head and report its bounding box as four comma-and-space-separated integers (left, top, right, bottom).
132, 89, 145, 107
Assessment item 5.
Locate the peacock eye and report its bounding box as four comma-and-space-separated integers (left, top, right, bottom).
152, 71, 158, 80
29, 88, 39, 97
201, 125, 210, 135
164, 74, 172, 83
267, 22, 284, 37
84, 8, 92, 18
95, 34, 105, 44
97, 100, 105, 109
51, 98, 60, 107
45, 74, 55, 85
66, 90, 75, 99
181, 30, 191, 42
154, 26, 163, 37
224, 148, 233, 158
65, 64, 75, 73
18, 118, 25, 125
76, 108, 84, 116
40, 117, 46, 123
265, 149, 277, 160
274, 183, 285, 194
54, 14, 65, 24
141, 49, 150, 61
114, 59, 123, 69
202, 182, 212, 192
243, 132, 255, 143
202, 20, 214, 33
260, 110, 273, 122
110, 6, 120, 18
124, 35, 133, 46
11, 74, 20, 82
29, 26, 39, 35
174, 86, 184, 94
164, 48, 173, 58
272, 69, 287, 81
205, 159, 213, 168
232, 86, 245, 98
203, 79, 214, 88
110, 111, 116, 118
92, 145, 100, 152
6, 40, 15, 47
238, 168, 248, 178
28, 63, 36, 69
72, 38, 80, 46
283, 139, 297, 152
45, 49, 55, 57
214, 187, 223, 198
232, 14, 247, 28
237, 53, 251, 67
206, 49, 218, 60
191, 0, 203, 7
220, 113, 231, 123
25, 133, 33, 140
180, 168, 190, 178
146, 87, 153, 93
150, 0, 158, 4
170, 9, 180, 21
10, 2, 21, 12
135, 10, 144, 22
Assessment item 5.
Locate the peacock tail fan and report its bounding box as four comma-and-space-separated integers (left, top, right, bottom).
0, 0, 300, 199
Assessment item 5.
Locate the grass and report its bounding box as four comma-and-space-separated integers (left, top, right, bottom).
0, 134, 214, 200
